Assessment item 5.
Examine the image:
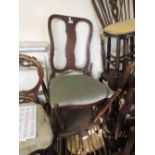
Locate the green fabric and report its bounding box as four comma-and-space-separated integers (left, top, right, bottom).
19, 103, 53, 155
50, 75, 114, 107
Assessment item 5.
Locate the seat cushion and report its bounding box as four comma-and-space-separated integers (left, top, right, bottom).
49, 75, 114, 107
19, 103, 53, 155
103, 19, 135, 36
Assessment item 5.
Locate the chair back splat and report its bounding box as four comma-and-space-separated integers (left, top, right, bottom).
48, 14, 93, 78
91, 0, 135, 28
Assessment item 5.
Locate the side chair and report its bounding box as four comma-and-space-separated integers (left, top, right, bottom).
47, 14, 114, 155
19, 54, 53, 155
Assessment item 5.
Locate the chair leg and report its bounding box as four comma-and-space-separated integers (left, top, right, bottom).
101, 37, 106, 72
130, 36, 135, 60
122, 38, 129, 71
106, 37, 111, 73
114, 38, 121, 89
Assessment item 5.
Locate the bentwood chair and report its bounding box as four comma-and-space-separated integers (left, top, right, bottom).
91, 0, 135, 90
48, 14, 114, 154
19, 54, 53, 155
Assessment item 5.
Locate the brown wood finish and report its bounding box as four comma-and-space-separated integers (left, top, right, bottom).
92, 0, 135, 28
112, 127, 135, 155
19, 54, 44, 103
114, 88, 135, 140
94, 60, 135, 123
48, 15, 109, 154
48, 14, 93, 78
91, 0, 135, 90
19, 54, 53, 155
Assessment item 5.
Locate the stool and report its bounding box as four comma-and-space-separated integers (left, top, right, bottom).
91, 0, 135, 89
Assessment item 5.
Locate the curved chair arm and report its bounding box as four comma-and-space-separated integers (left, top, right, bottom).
19, 54, 44, 103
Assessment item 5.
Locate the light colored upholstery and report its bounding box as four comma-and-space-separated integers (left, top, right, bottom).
103, 19, 135, 36
49, 74, 114, 107
19, 103, 53, 155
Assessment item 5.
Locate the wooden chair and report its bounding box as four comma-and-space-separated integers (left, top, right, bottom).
19, 54, 53, 155
91, 0, 135, 90
93, 60, 135, 154
48, 14, 114, 155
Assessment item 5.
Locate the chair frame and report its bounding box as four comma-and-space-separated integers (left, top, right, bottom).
48, 14, 93, 78
94, 60, 135, 123
19, 54, 54, 155
19, 54, 44, 103
91, 0, 135, 90
47, 15, 110, 154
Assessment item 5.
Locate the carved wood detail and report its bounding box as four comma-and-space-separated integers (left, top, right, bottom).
19, 54, 44, 103
109, 0, 119, 22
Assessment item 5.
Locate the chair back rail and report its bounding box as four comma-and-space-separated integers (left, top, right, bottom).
19, 54, 44, 103
48, 14, 93, 78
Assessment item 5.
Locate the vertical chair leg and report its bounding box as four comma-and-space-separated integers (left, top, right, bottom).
123, 38, 129, 71
107, 37, 111, 73
115, 38, 121, 89
101, 37, 106, 72
130, 36, 135, 59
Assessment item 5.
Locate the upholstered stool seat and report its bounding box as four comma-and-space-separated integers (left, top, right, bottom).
49, 74, 114, 107
19, 103, 53, 155
103, 19, 135, 36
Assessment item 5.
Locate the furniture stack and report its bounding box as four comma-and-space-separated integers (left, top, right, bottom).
19, 1, 135, 154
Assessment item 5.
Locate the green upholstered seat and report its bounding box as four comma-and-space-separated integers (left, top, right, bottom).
49, 75, 114, 107
19, 103, 53, 155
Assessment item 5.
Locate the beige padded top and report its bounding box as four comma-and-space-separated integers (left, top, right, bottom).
103, 19, 135, 36
19, 103, 53, 155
